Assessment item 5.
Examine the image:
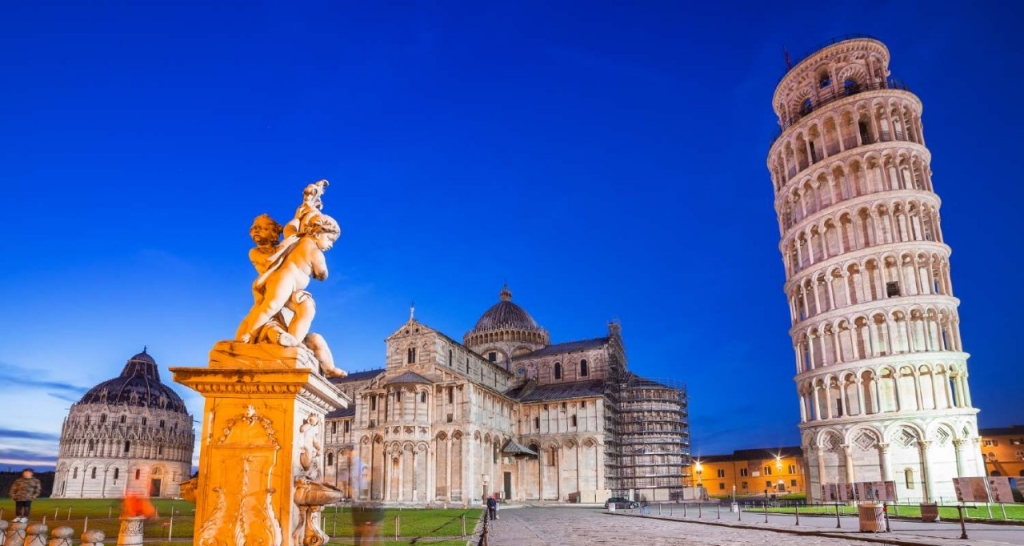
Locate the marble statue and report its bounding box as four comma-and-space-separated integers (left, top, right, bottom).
233, 181, 346, 378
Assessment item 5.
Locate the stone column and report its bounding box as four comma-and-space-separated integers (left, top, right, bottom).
953, 439, 968, 477
171, 342, 349, 546
878, 443, 892, 482
816, 449, 828, 488
918, 441, 934, 502
972, 438, 986, 476
841, 444, 855, 485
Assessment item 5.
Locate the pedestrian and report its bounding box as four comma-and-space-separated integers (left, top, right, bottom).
9, 468, 42, 523
486, 495, 498, 521
640, 498, 649, 515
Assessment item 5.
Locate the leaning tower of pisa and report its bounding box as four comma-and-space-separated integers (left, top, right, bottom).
766, 36, 983, 503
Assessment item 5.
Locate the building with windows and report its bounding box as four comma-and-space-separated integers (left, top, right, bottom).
767, 35, 983, 503
321, 286, 690, 505
979, 425, 1024, 479
51, 350, 195, 498
694, 447, 806, 497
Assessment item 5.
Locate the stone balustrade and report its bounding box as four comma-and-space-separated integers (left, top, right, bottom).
0, 520, 106, 546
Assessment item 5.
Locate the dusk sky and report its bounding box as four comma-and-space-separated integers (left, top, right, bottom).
1, 1, 1022, 469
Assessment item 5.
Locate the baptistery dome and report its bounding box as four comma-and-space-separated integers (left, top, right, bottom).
464, 285, 549, 369
76, 350, 189, 414
52, 349, 195, 499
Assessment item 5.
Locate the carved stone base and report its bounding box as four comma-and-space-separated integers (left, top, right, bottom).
172, 346, 349, 546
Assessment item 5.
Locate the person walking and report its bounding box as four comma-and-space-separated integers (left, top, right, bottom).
486, 496, 498, 521
9, 468, 42, 523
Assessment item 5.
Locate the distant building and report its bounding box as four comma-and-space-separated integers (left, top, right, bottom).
321, 286, 690, 505
978, 425, 1024, 479
767, 36, 983, 503
51, 350, 195, 498
694, 447, 806, 497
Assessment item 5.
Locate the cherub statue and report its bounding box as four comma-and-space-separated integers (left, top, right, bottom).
235, 193, 346, 378
284, 179, 329, 240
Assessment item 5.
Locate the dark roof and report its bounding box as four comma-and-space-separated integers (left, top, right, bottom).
385, 371, 432, 385
469, 285, 544, 333
326, 406, 356, 419
698, 446, 804, 463
505, 379, 606, 402
979, 425, 1024, 437
502, 439, 538, 456
77, 350, 188, 415
330, 369, 385, 385
514, 337, 608, 359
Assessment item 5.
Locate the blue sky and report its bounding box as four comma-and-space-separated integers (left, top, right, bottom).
1, 1, 1022, 469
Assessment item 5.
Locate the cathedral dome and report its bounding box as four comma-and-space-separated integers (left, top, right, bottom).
464, 285, 549, 363
471, 285, 543, 333
76, 349, 188, 414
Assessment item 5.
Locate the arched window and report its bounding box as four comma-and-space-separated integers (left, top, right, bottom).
800, 98, 813, 115
554, 363, 562, 380
819, 75, 831, 89
88, 439, 95, 451
120, 415, 126, 424
844, 79, 860, 96
407, 348, 416, 363
72, 468, 78, 479
159, 419, 165, 428
904, 468, 915, 489
100, 414, 107, 424
91, 467, 97, 479
135, 469, 141, 480
124, 440, 131, 454
580, 360, 589, 377
114, 468, 120, 480
420, 392, 427, 403
331, 422, 337, 434
448, 350, 453, 367
327, 453, 334, 466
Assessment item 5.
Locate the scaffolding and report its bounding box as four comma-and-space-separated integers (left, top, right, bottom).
612, 374, 690, 498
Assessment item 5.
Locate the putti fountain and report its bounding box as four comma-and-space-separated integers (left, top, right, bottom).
172, 179, 351, 546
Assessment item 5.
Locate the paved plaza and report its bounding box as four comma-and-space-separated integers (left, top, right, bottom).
485, 506, 1024, 546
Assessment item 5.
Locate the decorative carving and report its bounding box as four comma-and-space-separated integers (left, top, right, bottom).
297, 414, 322, 480
293, 479, 344, 546
197, 405, 283, 546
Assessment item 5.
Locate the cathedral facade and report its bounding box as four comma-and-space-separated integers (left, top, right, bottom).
321, 286, 690, 505
51, 350, 195, 499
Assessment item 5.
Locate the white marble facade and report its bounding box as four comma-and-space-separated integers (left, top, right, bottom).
321, 287, 689, 505
52, 350, 195, 499
767, 36, 983, 503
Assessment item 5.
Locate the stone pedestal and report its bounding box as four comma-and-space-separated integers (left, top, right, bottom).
115, 517, 144, 546
171, 341, 349, 546
5, 521, 26, 546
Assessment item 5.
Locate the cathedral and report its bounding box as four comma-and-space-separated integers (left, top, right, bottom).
321, 286, 690, 505
51, 350, 195, 499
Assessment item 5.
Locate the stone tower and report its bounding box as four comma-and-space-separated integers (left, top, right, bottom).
766, 36, 983, 503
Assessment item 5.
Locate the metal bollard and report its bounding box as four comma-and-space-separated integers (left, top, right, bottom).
659, 503, 662, 516
461, 514, 466, 537
764, 501, 768, 523
717, 503, 720, 519
81, 529, 106, 546
698, 503, 702, 519
834, 503, 841, 529
683, 503, 687, 518
25, 524, 47, 546
394, 516, 400, 541
737, 503, 741, 521
6, 521, 28, 546
48, 527, 74, 546
795, 504, 799, 526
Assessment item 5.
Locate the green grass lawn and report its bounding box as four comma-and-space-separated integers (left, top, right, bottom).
0, 498, 481, 545
761, 502, 1024, 522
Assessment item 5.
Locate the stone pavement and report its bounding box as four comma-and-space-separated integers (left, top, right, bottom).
483, 506, 1024, 546
486, 506, 883, 545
